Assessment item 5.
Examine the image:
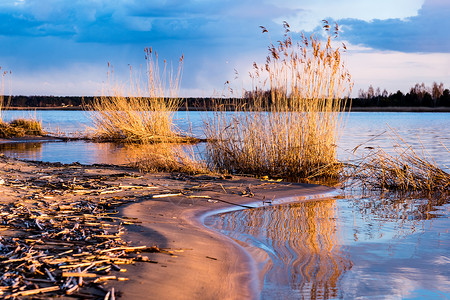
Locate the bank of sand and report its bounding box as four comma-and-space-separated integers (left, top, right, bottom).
0, 155, 335, 299
114, 179, 336, 299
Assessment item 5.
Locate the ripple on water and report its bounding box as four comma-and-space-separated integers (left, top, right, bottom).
205, 195, 450, 299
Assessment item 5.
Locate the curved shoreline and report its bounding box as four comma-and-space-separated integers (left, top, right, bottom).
0, 154, 338, 299
117, 181, 338, 299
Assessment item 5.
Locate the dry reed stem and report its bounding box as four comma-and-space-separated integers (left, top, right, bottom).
205, 22, 353, 180
347, 129, 449, 193
129, 142, 210, 174
0, 68, 11, 122
87, 48, 187, 144
0, 118, 43, 138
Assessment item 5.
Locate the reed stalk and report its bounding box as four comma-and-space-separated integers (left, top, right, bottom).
348, 130, 449, 193
0, 68, 12, 122
87, 48, 189, 144
129, 143, 209, 174
204, 22, 353, 179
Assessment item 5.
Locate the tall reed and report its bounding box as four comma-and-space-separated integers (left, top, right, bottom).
129, 143, 209, 174
205, 22, 353, 179
348, 130, 449, 193
0, 68, 11, 121
87, 48, 186, 143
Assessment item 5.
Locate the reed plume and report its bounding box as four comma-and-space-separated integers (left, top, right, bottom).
205, 22, 353, 180
348, 129, 449, 193
87, 48, 189, 144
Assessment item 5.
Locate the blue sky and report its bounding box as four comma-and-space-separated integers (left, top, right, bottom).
0, 0, 449, 97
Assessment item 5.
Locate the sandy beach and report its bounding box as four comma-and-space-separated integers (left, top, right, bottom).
0, 154, 336, 299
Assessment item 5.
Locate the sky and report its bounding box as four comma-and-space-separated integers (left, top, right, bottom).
0, 0, 449, 97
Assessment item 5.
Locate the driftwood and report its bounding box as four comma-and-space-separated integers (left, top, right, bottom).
0, 156, 273, 299
0, 168, 167, 299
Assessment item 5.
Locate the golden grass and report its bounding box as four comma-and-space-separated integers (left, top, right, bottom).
347, 130, 449, 193
0, 69, 44, 138
204, 22, 353, 180
87, 48, 192, 144
0, 118, 43, 138
128, 143, 209, 174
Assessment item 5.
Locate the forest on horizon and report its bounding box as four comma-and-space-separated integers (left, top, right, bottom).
2, 82, 449, 109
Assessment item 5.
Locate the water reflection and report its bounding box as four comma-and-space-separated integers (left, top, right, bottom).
0, 142, 43, 161
207, 199, 353, 299
206, 193, 450, 299
0, 140, 207, 166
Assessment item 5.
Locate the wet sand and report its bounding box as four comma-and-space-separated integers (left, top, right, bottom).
114, 179, 336, 299
0, 154, 336, 299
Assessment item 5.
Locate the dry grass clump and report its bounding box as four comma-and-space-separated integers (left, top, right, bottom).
129, 143, 209, 174
0, 68, 44, 138
0, 118, 43, 138
205, 22, 353, 180
348, 133, 449, 193
87, 48, 192, 144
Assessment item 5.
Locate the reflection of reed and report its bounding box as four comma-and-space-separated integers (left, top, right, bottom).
0, 142, 42, 152
0, 142, 42, 161
348, 191, 449, 242
210, 199, 352, 299
353, 192, 449, 221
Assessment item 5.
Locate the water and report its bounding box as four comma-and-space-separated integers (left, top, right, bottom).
1, 110, 449, 298
0, 110, 204, 165
205, 195, 450, 299
1, 111, 449, 169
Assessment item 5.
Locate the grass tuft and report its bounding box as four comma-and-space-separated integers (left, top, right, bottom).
347, 130, 449, 193
0, 118, 43, 138
87, 48, 192, 144
204, 22, 353, 180
129, 143, 209, 174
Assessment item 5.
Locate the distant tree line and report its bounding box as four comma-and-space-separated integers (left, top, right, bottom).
2, 82, 450, 109
0, 96, 225, 110
353, 82, 450, 107
2, 96, 89, 108
243, 82, 450, 108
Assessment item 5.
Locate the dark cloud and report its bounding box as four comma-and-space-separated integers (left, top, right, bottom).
0, 13, 77, 37
0, 0, 288, 45
335, 0, 450, 52
2, 0, 447, 96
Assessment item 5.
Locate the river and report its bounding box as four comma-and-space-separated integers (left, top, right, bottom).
1, 110, 449, 299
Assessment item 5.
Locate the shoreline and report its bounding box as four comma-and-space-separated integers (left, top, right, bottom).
114, 180, 336, 299
3, 106, 450, 112
0, 154, 336, 299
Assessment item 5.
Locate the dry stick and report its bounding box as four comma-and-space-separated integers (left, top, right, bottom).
59, 260, 109, 269
62, 272, 97, 278
45, 268, 56, 282
95, 276, 117, 283
99, 245, 148, 253
9, 286, 60, 297
151, 193, 183, 198
219, 183, 227, 194
66, 283, 79, 295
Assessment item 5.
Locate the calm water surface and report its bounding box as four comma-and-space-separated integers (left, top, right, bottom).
1, 110, 449, 299
205, 194, 450, 299
1, 111, 449, 169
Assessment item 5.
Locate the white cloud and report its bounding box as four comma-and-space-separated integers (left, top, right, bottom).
9, 63, 106, 96
124, 16, 153, 31
268, 0, 425, 31
346, 47, 450, 95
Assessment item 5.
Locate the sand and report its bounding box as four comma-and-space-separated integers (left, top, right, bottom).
0, 154, 336, 299
114, 177, 336, 299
